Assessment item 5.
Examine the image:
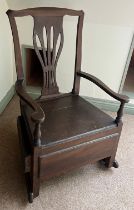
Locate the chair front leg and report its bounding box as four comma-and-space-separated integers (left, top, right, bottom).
33, 122, 42, 146
30, 122, 42, 202
100, 138, 120, 169
115, 102, 125, 125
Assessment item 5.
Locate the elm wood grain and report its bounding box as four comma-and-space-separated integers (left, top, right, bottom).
7, 7, 129, 203
39, 134, 119, 180
40, 126, 120, 155
23, 95, 117, 144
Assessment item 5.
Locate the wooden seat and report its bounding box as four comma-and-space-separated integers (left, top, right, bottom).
7, 7, 129, 203
23, 95, 115, 145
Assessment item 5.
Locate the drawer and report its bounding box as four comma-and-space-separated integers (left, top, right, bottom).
39, 133, 119, 180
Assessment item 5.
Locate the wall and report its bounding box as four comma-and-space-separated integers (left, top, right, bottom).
0, 0, 13, 102
6, 0, 134, 100
6, 0, 134, 26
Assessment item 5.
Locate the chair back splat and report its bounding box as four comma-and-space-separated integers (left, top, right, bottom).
7, 7, 84, 98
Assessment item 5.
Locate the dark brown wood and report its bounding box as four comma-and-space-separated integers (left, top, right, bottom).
15, 80, 45, 124
6, 11, 24, 80
7, 7, 84, 17
7, 7, 129, 203
77, 71, 129, 125
25, 95, 117, 145
115, 102, 125, 125
72, 14, 84, 94
39, 133, 119, 180
100, 125, 121, 168
77, 71, 129, 103
7, 7, 84, 98
33, 16, 64, 97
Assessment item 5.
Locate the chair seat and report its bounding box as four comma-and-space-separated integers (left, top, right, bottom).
23, 95, 116, 146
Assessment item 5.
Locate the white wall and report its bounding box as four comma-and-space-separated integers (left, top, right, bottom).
6, 0, 134, 27
6, 0, 134, 100
0, 0, 13, 101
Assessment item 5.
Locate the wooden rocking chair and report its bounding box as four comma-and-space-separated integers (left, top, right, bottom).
7, 7, 129, 203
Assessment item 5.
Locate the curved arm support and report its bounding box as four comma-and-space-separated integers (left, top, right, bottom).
77, 71, 129, 124
77, 72, 129, 103
15, 80, 45, 123
15, 80, 45, 146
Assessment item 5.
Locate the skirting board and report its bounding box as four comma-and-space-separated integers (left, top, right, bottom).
2, 86, 133, 115
0, 85, 15, 114
84, 96, 134, 115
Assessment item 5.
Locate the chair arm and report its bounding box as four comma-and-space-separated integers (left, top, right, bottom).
77, 71, 129, 125
15, 80, 45, 124
77, 71, 129, 103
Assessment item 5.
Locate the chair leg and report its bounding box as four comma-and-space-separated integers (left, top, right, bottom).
112, 160, 119, 168
25, 170, 40, 203
31, 147, 40, 202
17, 116, 40, 203
101, 156, 119, 168
32, 175, 40, 200
100, 137, 120, 168
25, 173, 33, 203
28, 193, 33, 203
25, 150, 40, 203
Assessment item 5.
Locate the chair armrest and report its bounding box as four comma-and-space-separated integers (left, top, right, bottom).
77, 71, 129, 103
15, 80, 45, 124
77, 71, 129, 125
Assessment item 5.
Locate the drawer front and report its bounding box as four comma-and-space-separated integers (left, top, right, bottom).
39, 133, 119, 180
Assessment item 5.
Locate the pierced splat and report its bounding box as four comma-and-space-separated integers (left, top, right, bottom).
33, 16, 64, 97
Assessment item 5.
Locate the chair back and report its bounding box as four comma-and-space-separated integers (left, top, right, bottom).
7, 7, 84, 97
